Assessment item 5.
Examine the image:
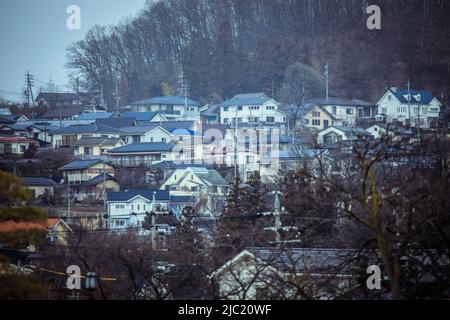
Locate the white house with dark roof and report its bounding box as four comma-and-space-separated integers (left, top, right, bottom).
316, 126, 369, 145
22, 177, 56, 199
74, 137, 125, 157
106, 189, 191, 230
50, 123, 123, 147
377, 87, 442, 128
160, 167, 228, 197
210, 247, 359, 300
128, 96, 201, 120
304, 98, 377, 127
59, 159, 115, 184
219, 93, 286, 128
107, 142, 175, 167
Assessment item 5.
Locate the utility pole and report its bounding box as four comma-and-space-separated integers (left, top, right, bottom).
417, 93, 421, 140
258, 191, 301, 245
234, 103, 238, 180
114, 77, 120, 113
150, 191, 157, 251
406, 80, 411, 127
25, 71, 35, 110
67, 178, 71, 225
324, 64, 329, 100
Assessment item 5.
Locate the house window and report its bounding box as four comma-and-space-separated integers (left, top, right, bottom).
346, 108, 354, 115
312, 111, 320, 117
223, 118, 229, 123
137, 204, 140, 211
238, 106, 243, 111
266, 116, 275, 123
115, 220, 125, 227
381, 108, 387, 114
131, 204, 134, 211
132, 135, 141, 143
162, 138, 167, 142
223, 107, 229, 112
332, 106, 337, 114
266, 106, 275, 110
312, 119, 321, 126
115, 204, 125, 209
143, 204, 146, 211
20, 145, 27, 153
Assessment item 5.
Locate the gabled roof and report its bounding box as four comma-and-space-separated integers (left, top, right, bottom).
107, 189, 170, 202
22, 177, 56, 187
108, 142, 174, 154
74, 137, 123, 147
40, 106, 90, 119
0, 108, 12, 115
323, 126, 368, 135
121, 112, 160, 121
305, 97, 376, 107
81, 174, 117, 186
171, 167, 228, 186
130, 96, 200, 107
211, 247, 360, 278
76, 112, 115, 120
0, 115, 29, 122
95, 117, 137, 129
0, 218, 71, 233
388, 89, 437, 105
0, 137, 38, 144
218, 92, 274, 107
59, 159, 107, 171
50, 123, 123, 135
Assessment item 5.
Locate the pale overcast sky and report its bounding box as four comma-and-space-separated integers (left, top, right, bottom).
0, 0, 147, 102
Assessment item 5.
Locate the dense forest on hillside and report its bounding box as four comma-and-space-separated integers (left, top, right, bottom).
66, 0, 450, 106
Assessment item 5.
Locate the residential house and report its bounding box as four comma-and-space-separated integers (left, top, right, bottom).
304, 98, 377, 127
376, 88, 442, 128
210, 247, 359, 300
121, 111, 167, 124
59, 159, 115, 184
107, 142, 175, 167
316, 126, 368, 145
120, 125, 173, 144
200, 104, 220, 124
22, 177, 56, 199
50, 123, 123, 147
35, 92, 98, 109
0, 137, 38, 155
70, 174, 120, 201
0, 218, 72, 247
160, 166, 228, 197
0, 108, 12, 115
0, 123, 57, 145
106, 189, 173, 230
219, 93, 287, 128
74, 137, 125, 157
0, 114, 29, 122
128, 96, 201, 119
298, 104, 336, 131
40, 106, 96, 121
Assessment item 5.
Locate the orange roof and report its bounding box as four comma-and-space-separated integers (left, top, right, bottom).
0, 218, 64, 233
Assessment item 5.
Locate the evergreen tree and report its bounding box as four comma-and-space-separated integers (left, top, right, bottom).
0, 171, 48, 299
241, 171, 268, 216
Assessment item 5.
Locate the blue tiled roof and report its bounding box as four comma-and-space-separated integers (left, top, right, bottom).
130, 96, 200, 107
391, 89, 436, 105
167, 128, 202, 136
59, 159, 105, 171
218, 93, 272, 107
76, 112, 115, 120
107, 189, 170, 202
121, 112, 159, 121
170, 195, 196, 203
22, 177, 56, 186
51, 123, 122, 135
108, 142, 174, 153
